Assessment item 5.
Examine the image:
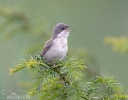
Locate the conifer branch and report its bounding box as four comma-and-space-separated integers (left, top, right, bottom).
9, 55, 128, 100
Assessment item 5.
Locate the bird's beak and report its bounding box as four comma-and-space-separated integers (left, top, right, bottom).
65, 28, 72, 32
70, 30, 73, 32
65, 25, 69, 29
65, 25, 73, 32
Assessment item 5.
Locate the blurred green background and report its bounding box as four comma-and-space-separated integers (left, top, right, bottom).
0, 0, 128, 99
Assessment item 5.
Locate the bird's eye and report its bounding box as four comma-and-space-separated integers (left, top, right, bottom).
61, 27, 65, 30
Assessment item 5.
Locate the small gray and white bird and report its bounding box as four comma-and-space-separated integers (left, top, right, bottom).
37, 23, 71, 91
41, 22, 72, 62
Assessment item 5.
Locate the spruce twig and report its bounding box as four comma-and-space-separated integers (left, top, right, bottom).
9, 55, 128, 100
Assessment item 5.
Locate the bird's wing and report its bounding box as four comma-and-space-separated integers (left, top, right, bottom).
41, 39, 53, 56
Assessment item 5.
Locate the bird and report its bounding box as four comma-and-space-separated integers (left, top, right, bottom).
41, 22, 72, 62
37, 23, 72, 91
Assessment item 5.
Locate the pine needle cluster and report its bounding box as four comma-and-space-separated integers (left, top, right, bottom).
104, 37, 128, 54
9, 55, 128, 100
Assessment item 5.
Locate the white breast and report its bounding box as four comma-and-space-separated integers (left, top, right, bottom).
44, 32, 68, 61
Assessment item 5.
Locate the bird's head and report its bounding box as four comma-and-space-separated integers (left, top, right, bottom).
52, 22, 72, 39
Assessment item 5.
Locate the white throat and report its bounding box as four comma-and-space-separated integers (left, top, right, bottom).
57, 30, 70, 38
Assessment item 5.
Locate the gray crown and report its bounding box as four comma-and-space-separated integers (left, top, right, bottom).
52, 22, 69, 39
